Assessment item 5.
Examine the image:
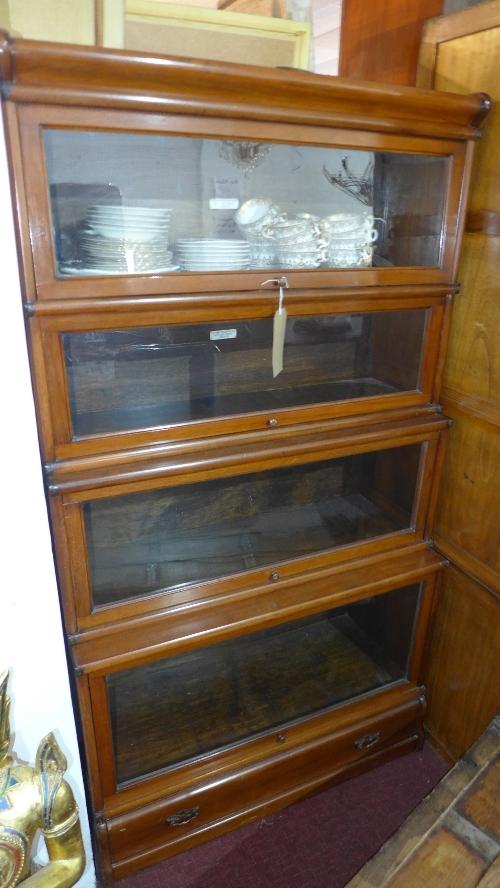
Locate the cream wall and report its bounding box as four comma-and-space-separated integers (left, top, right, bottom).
0, 0, 96, 42
0, 113, 96, 887
0, 0, 341, 73
312, 0, 341, 75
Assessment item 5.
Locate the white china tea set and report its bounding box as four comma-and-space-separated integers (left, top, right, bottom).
63, 198, 379, 277
235, 197, 379, 268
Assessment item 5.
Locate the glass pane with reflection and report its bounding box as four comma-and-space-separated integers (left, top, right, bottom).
63, 309, 426, 437
43, 129, 448, 277
84, 443, 421, 607
108, 583, 421, 784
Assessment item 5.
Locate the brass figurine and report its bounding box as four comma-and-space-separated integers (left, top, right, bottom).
0, 671, 85, 887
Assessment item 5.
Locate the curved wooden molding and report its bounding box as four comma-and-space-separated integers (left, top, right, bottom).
47, 413, 449, 498
465, 209, 500, 236
0, 30, 489, 139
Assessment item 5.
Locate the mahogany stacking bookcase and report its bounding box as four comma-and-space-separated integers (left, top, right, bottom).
0, 32, 489, 882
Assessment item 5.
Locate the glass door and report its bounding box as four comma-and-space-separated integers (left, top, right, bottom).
61, 308, 427, 439
82, 442, 422, 609
42, 129, 449, 279
107, 583, 422, 785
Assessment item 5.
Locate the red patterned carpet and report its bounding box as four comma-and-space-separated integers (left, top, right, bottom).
113, 744, 447, 888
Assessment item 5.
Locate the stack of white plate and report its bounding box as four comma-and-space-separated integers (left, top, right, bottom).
175, 239, 250, 271
77, 204, 178, 274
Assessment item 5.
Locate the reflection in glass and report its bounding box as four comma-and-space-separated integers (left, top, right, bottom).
84, 444, 421, 607
63, 310, 426, 437
43, 129, 448, 276
108, 583, 421, 783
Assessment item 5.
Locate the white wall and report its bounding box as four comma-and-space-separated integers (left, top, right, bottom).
312, 0, 341, 75
0, 112, 96, 887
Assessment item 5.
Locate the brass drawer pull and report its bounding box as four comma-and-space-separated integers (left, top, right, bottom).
353, 731, 381, 751
165, 805, 200, 827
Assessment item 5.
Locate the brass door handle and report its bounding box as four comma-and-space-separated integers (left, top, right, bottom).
353, 731, 381, 751
165, 805, 200, 827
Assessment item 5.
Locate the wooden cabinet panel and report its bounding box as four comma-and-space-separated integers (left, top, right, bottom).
430, 23, 500, 213
424, 565, 500, 761
434, 14, 500, 404
434, 408, 500, 579
442, 234, 500, 403
417, 1, 500, 762
339, 0, 444, 85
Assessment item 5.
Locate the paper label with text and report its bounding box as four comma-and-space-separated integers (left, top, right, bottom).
210, 328, 238, 341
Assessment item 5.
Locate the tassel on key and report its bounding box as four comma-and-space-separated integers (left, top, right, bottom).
261, 277, 289, 378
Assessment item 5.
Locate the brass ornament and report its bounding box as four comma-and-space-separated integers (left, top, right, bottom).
0, 671, 85, 888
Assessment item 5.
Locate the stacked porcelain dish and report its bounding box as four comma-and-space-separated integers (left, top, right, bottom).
76, 204, 177, 275
235, 199, 326, 269
320, 212, 378, 268
235, 199, 281, 267
175, 239, 250, 271
271, 215, 327, 269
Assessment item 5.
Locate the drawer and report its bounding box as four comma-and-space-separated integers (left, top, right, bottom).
107, 688, 424, 865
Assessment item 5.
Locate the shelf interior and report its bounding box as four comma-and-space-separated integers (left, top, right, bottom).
108, 584, 420, 785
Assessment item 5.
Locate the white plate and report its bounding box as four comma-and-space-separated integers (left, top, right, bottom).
89, 205, 173, 216
84, 229, 171, 243
176, 241, 250, 256
179, 256, 250, 262
81, 261, 174, 271
85, 222, 172, 233
176, 239, 248, 247
82, 258, 174, 267
87, 220, 172, 229
81, 242, 172, 256
176, 248, 250, 256
180, 263, 250, 270
176, 243, 249, 249
177, 254, 250, 259
81, 254, 173, 265
59, 264, 180, 276
82, 238, 171, 245
82, 235, 171, 246
89, 210, 173, 217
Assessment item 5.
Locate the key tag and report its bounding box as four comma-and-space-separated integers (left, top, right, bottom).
261, 277, 289, 377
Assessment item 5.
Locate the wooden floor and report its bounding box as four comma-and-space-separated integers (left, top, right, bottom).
346, 718, 500, 887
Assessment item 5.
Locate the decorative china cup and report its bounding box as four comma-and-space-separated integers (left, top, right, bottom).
320, 212, 375, 235
277, 248, 324, 268
331, 227, 378, 243
235, 199, 284, 237
326, 244, 373, 267
248, 239, 276, 266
